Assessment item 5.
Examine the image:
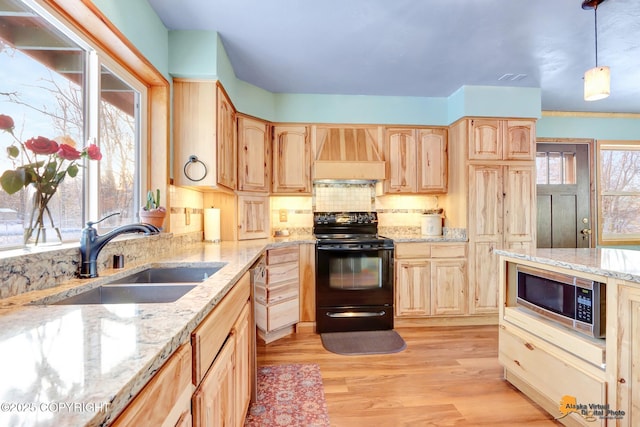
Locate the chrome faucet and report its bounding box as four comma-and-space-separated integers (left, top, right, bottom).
78, 213, 160, 278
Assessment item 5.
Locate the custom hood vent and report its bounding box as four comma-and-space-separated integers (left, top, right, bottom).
313, 127, 386, 180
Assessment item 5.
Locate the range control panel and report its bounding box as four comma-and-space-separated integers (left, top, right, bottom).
313, 211, 378, 225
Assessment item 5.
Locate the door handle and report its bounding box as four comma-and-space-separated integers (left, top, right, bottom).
581, 228, 592, 235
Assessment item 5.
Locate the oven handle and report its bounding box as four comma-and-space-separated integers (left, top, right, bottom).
317, 246, 393, 252
326, 310, 386, 318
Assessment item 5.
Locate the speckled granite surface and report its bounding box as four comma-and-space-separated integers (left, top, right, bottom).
496, 247, 640, 284
0, 236, 313, 427
381, 227, 467, 243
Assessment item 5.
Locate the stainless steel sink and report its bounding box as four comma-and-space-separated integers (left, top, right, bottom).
53, 283, 197, 305
47, 263, 227, 305
108, 265, 225, 284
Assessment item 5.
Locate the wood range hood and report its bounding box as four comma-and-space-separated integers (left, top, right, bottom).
313, 127, 386, 180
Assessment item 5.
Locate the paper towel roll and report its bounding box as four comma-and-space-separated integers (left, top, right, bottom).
204, 208, 221, 242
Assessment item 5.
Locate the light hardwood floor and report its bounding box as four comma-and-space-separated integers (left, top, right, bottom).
256, 325, 562, 426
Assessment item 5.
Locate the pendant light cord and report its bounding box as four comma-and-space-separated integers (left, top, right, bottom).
594, 6, 599, 67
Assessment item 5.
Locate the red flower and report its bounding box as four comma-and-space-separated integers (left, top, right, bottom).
25, 136, 59, 155
0, 114, 14, 131
85, 143, 102, 160
57, 143, 82, 160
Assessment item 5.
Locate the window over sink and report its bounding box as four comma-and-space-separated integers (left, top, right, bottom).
0, 0, 146, 250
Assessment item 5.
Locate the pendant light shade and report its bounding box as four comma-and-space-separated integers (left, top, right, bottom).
582, 0, 609, 101
584, 65, 610, 101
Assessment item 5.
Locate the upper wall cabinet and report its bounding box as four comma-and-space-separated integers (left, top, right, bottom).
383, 127, 448, 194
272, 125, 311, 194
468, 119, 535, 161
237, 115, 271, 193
173, 79, 237, 189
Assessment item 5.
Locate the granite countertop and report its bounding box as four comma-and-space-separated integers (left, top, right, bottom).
495, 247, 640, 285
0, 236, 313, 427
385, 233, 468, 243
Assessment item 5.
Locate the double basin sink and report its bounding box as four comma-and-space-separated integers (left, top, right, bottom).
49, 264, 226, 305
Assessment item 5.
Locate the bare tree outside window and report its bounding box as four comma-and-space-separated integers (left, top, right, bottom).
598, 141, 640, 244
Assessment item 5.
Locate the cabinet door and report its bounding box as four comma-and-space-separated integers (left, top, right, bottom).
237, 195, 269, 240
233, 302, 252, 424
468, 165, 503, 238
385, 128, 416, 193
468, 241, 500, 314
216, 86, 236, 190
416, 128, 448, 193
612, 283, 640, 424
192, 335, 236, 427
173, 80, 217, 187
431, 259, 466, 315
238, 116, 270, 192
469, 119, 502, 160
503, 165, 535, 245
272, 125, 311, 193
504, 120, 535, 160
395, 260, 430, 316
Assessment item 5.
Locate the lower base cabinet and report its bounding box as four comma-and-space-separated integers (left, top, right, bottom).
112, 271, 253, 427
111, 343, 193, 427
395, 242, 467, 317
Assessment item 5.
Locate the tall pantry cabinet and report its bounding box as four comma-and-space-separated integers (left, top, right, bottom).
448, 118, 536, 315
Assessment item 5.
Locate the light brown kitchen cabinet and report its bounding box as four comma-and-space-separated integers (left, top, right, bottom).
272, 125, 311, 194
394, 243, 467, 317
238, 115, 270, 192
384, 127, 448, 194
468, 164, 535, 314
111, 343, 193, 427
468, 118, 535, 161
216, 85, 237, 189
173, 79, 236, 189
255, 246, 300, 343
237, 194, 269, 240
192, 335, 235, 427
610, 281, 640, 424
191, 272, 252, 427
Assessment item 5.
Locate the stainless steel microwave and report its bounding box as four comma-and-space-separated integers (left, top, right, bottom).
516, 265, 605, 339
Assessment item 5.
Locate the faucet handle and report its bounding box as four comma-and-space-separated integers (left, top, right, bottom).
86, 212, 121, 228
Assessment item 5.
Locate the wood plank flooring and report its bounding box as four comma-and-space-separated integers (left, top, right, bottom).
256, 325, 562, 426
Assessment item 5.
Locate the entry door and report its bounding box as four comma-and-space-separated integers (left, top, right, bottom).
536, 143, 591, 248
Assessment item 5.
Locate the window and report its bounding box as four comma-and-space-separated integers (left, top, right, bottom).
597, 140, 640, 245
0, 0, 144, 248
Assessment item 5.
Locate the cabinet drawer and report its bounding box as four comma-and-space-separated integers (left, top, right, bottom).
191, 272, 250, 385
255, 280, 298, 304
395, 243, 430, 259
256, 298, 299, 332
430, 244, 466, 258
267, 246, 299, 265
267, 262, 299, 284
499, 325, 606, 424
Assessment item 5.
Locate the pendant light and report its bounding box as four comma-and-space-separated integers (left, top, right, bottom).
582, 0, 610, 101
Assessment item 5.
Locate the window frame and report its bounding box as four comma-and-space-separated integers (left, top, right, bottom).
34, 0, 168, 234
596, 139, 640, 246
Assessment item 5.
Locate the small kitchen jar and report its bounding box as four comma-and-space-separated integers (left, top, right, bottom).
421, 213, 442, 236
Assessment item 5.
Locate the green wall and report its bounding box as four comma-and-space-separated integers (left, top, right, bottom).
95, 1, 640, 137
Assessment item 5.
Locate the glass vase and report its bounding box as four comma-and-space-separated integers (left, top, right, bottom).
24, 188, 62, 247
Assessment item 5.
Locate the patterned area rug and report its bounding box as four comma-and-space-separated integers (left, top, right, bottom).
244, 363, 330, 427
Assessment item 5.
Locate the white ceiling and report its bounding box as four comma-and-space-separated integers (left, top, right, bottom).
146, 0, 640, 113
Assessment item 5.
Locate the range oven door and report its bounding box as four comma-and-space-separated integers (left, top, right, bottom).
315, 243, 394, 332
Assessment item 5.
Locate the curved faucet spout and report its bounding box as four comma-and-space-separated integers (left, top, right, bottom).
78, 222, 160, 278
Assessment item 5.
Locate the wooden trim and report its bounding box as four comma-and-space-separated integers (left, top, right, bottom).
542, 110, 640, 119
43, 0, 168, 86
